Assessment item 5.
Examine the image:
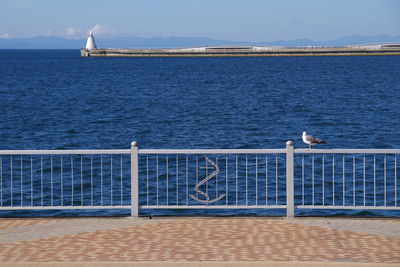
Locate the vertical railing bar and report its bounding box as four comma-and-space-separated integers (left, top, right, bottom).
61, 156, 63, 206
312, 155, 314, 205
216, 157, 218, 199
322, 155, 325, 206
374, 156, 376, 206
176, 155, 179, 206
11, 156, 13, 206
146, 155, 149, 206
226, 155, 228, 206
20, 156, 23, 206
120, 155, 123, 205
51, 156, 53, 206
166, 155, 169, 205
130, 142, 139, 217
0, 156, 2, 206
111, 155, 113, 206
245, 155, 248, 206
196, 156, 198, 198
100, 155, 103, 206
235, 155, 238, 206
41, 156, 43, 206
363, 155, 366, 206
395, 155, 397, 207
205, 157, 208, 199
332, 154, 335, 206
186, 155, 188, 205
266, 156, 268, 205
255, 154, 258, 206
353, 156, 355, 206
156, 155, 159, 206
286, 141, 294, 218
302, 154, 304, 206
275, 155, 278, 205
342, 155, 345, 206
81, 155, 83, 206
384, 154, 387, 206
71, 155, 73, 206
91, 156, 93, 206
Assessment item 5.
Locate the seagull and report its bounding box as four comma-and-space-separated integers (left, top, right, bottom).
302, 131, 326, 149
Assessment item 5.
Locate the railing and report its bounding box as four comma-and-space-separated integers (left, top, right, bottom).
137, 148, 287, 210
0, 149, 132, 211
0, 142, 398, 217
294, 148, 399, 211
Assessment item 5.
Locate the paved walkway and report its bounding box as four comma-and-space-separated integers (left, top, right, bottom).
0, 217, 399, 266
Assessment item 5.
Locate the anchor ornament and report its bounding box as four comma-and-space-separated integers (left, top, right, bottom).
189, 157, 225, 204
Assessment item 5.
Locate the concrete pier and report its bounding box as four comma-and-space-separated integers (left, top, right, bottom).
81, 45, 400, 57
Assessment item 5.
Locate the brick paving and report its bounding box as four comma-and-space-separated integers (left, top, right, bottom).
0, 218, 399, 263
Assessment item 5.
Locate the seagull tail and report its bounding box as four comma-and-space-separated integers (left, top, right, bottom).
316, 140, 326, 144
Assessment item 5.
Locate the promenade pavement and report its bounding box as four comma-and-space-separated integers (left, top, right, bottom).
0, 216, 399, 266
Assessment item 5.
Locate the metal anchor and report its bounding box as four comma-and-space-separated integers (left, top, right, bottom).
189, 156, 225, 204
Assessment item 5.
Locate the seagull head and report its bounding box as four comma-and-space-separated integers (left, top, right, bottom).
302, 131, 307, 136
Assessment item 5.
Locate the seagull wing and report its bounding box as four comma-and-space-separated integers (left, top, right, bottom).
304, 134, 316, 142
312, 136, 326, 144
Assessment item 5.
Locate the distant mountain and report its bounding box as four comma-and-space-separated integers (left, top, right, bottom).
259, 35, 400, 47
326, 34, 400, 46
99, 36, 240, 48
0, 34, 399, 49
0, 36, 239, 49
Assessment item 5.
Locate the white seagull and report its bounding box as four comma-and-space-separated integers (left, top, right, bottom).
302, 131, 326, 149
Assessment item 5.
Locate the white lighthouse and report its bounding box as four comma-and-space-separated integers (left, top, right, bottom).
85, 30, 97, 50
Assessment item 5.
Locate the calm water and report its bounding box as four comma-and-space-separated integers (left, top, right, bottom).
0, 50, 399, 217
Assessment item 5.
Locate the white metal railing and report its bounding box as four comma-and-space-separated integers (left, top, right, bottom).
294, 148, 399, 211
137, 148, 287, 210
0, 149, 131, 211
0, 142, 398, 217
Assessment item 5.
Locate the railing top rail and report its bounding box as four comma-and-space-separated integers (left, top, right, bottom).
0, 149, 131, 155
138, 149, 286, 154
0, 148, 399, 155
295, 148, 400, 154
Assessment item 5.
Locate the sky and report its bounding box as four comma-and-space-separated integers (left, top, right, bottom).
0, 0, 399, 42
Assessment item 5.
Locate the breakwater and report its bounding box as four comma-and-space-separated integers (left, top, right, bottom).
81, 45, 400, 57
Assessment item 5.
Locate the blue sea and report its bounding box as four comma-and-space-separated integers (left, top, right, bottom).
0, 50, 399, 217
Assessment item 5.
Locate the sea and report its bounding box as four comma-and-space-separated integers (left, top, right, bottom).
0, 49, 399, 217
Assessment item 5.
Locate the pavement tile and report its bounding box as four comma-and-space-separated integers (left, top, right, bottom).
0, 218, 399, 263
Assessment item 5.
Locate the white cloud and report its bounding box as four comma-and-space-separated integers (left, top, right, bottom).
65, 27, 80, 36
55, 27, 85, 39
91, 24, 117, 36
21, 25, 118, 39
0, 33, 14, 39
28, 27, 84, 39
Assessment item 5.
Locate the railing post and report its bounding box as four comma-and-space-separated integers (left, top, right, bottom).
286, 140, 295, 218
130, 141, 139, 217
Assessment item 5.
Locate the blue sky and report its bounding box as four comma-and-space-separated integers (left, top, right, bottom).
1, 0, 399, 41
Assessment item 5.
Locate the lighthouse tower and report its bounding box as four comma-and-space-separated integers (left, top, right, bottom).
85, 30, 97, 50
